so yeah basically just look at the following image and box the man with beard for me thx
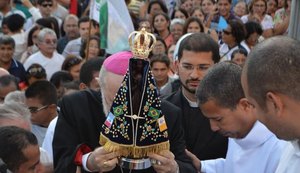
[165,33,228,160]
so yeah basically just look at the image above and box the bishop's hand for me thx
[148,150,179,173]
[87,147,119,173]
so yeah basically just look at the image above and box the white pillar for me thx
[288,0,300,41]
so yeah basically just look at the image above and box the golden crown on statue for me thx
[128,27,156,59]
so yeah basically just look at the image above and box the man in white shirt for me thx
[186,61,286,173]
[242,36,300,173]
[24,28,64,80]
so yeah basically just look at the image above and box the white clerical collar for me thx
[182,90,198,108]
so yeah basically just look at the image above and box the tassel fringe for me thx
[99,134,170,158]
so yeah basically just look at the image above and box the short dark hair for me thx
[244,36,300,109]
[78,16,98,28]
[25,80,57,105]
[228,19,246,44]
[183,17,205,33]
[50,71,73,88]
[79,57,104,86]
[0,35,15,48]
[147,0,168,14]
[245,21,263,40]
[0,126,38,172]
[0,75,19,90]
[178,33,220,63]
[231,48,248,60]
[150,54,170,67]
[61,55,82,72]
[6,14,25,32]
[197,62,244,109]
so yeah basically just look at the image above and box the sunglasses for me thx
[27,66,46,78]
[222,29,232,35]
[41,3,53,7]
[28,105,48,113]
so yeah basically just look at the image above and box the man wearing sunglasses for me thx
[37,0,62,27]
[25,80,58,147]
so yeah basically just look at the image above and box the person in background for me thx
[171,8,189,21]
[57,14,79,54]
[241,0,273,38]
[24,28,65,80]
[151,36,168,56]
[79,57,105,91]
[50,71,73,100]
[267,0,278,18]
[273,0,290,36]
[234,0,248,18]
[180,0,193,15]
[170,18,185,45]
[21,64,47,90]
[186,62,286,173]
[219,20,246,61]
[240,21,263,53]
[20,26,41,63]
[242,36,300,173]
[61,55,82,81]
[201,0,216,23]
[63,16,99,58]
[138,18,153,33]
[207,0,238,34]
[165,33,228,161]
[36,17,61,39]
[0,101,53,173]
[152,12,173,48]
[0,75,19,103]
[5,14,27,61]
[0,0,26,32]
[25,80,58,146]
[231,48,248,67]
[183,17,204,34]
[167,44,177,78]
[150,54,175,96]
[0,126,41,173]
[190,7,218,42]
[146,0,168,23]
[0,36,26,83]
[36,0,62,27]
[79,35,103,60]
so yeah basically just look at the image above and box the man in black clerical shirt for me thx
[165,33,228,160]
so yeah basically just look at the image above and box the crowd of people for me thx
[0,0,299,173]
